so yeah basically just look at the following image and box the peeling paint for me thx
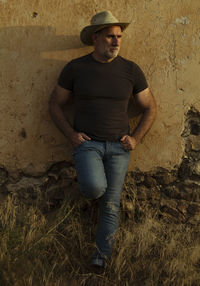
[32,12,38,18]
[175,16,190,25]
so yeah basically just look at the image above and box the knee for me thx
[80,183,106,199]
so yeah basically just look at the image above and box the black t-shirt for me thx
[58,53,148,141]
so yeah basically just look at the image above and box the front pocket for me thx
[72,140,88,155]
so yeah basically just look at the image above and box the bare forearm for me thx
[49,103,75,138]
[132,106,157,143]
[121,88,156,150]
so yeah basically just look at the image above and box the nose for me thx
[112,36,120,46]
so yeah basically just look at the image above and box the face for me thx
[93,26,122,61]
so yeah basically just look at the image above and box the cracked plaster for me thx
[0,0,199,175]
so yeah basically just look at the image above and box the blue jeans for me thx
[73,140,130,260]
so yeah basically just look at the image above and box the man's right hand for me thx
[49,86,91,148]
[70,131,91,148]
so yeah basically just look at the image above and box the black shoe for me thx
[90,264,105,275]
[90,256,106,274]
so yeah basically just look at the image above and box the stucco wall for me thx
[0,0,199,175]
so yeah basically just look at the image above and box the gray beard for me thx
[104,49,119,60]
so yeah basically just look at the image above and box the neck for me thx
[92,51,116,63]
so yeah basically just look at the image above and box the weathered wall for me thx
[0,0,199,175]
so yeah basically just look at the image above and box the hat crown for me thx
[80,10,130,45]
[90,11,119,25]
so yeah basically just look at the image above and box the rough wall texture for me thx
[0,0,200,175]
[1,108,200,224]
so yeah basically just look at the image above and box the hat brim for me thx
[80,22,129,46]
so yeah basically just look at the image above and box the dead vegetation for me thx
[0,190,199,286]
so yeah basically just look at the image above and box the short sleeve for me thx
[132,63,148,94]
[58,61,74,91]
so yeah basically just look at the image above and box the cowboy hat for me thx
[80,10,130,46]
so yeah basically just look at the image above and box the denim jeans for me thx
[73,140,130,261]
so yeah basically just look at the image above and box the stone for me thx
[187,203,200,215]
[184,179,200,187]
[6,177,47,201]
[189,151,200,162]
[144,175,157,187]
[189,120,200,136]
[146,187,161,201]
[177,200,188,216]
[132,172,145,185]
[60,167,77,180]
[0,167,8,186]
[48,172,59,181]
[136,185,148,200]
[160,198,186,222]
[187,135,200,151]
[181,180,200,202]
[190,162,200,176]
[162,185,180,199]
[154,171,177,185]
[178,158,191,179]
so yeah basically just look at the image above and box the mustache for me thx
[110,47,120,51]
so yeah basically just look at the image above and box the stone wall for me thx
[0,107,199,224]
[0,0,199,175]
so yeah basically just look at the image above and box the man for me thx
[49,11,157,271]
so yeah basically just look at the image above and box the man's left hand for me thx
[120,135,138,151]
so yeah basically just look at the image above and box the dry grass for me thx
[0,194,199,286]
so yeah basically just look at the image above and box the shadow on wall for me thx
[0,25,142,155]
[0,25,83,90]
[0,26,84,142]
[0,25,83,52]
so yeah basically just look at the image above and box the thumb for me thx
[120,135,127,142]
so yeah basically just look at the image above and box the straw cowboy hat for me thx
[80,10,130,46]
